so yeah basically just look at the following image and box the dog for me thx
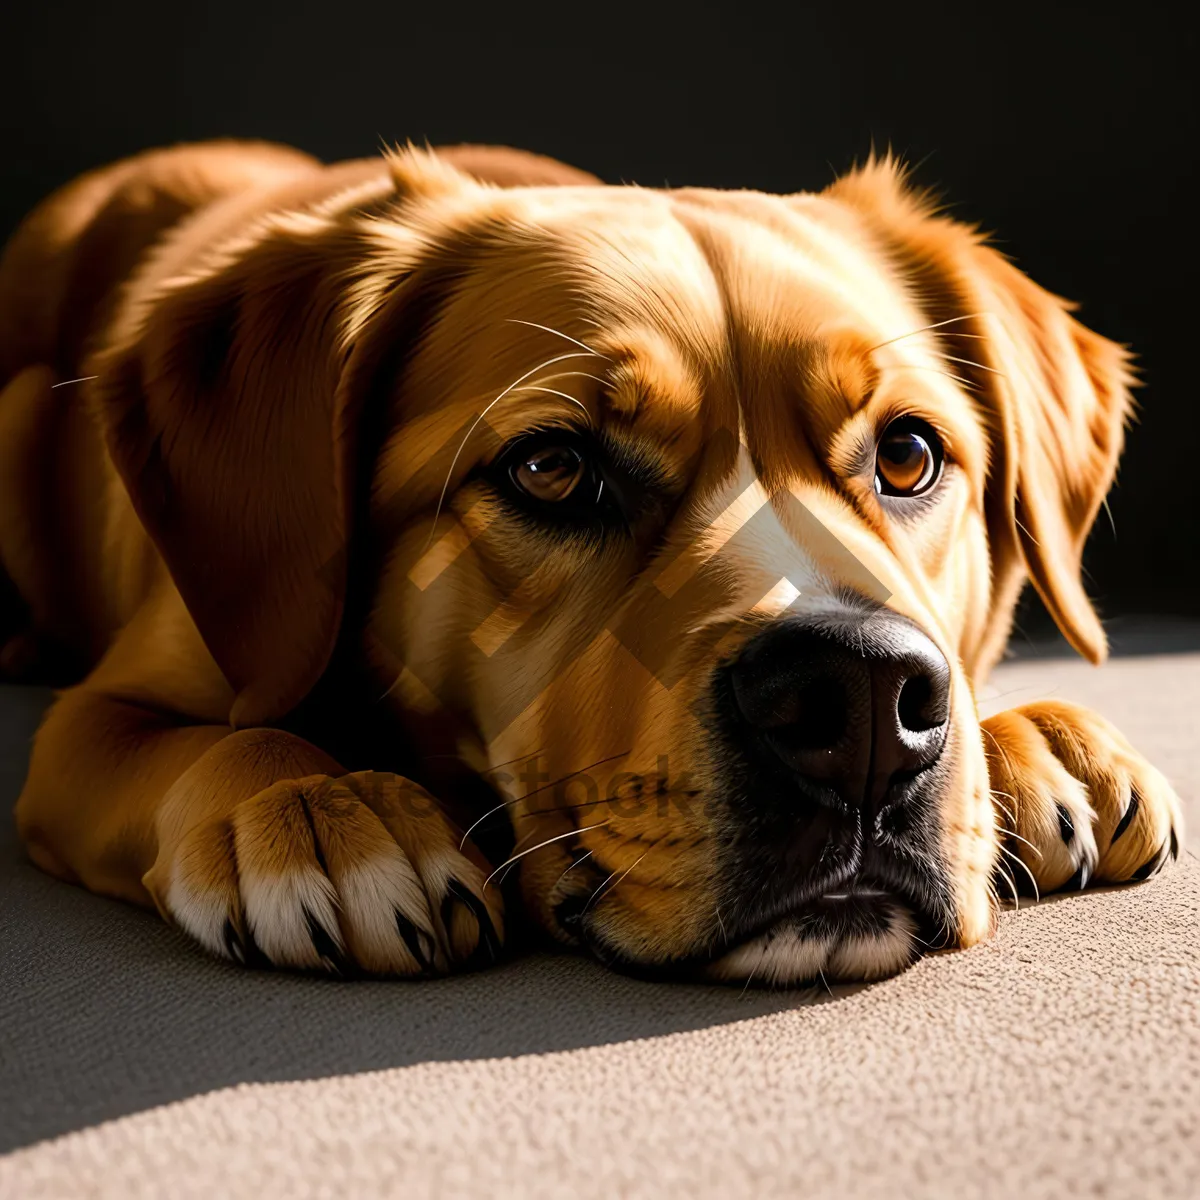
[0,139,1183,984]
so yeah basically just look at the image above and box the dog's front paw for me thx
[145,772,503,976]
[982,700,1183,897]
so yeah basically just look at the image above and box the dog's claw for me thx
[1056,804,1075,845]
[1062,863,1089,892]
[443,878,503,968]
[1131,842,1168,881]
[304,906,349,976]
[393,910,436,973]
[1111,788,1140,844]
[222,917,246,965]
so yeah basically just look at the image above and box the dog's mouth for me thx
[563,870,949,987]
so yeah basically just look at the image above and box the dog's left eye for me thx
[492,431,607,517]
[875,418,944,497]
[511,444,588,502]
[488,430,659,536]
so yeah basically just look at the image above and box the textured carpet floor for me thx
[2,642,1198,1198]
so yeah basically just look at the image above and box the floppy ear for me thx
[89,151,481,727]
[828,160,1133,665]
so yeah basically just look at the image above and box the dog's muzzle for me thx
[565,607,960,984]
[701,607,958,980]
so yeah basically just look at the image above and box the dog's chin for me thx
[576,889,932,987]
[705,892,921,986]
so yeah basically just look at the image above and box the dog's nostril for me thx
[895,655,951,734]
[897,674,933,731]
[731,656,849,735]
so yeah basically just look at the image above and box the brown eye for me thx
[875,419,943,497]
[512,444,587,502]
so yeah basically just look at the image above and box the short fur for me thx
[0,140,1182,982]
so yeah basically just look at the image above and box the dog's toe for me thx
[151,772,504,976]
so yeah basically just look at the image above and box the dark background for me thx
[4,3,1197,622]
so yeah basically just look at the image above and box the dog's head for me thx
[97,147,1131,983]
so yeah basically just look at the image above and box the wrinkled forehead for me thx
[387,188,726,472]
[389,184,935,495]
[671,188,921,347]
[541,187,929,450]
[666,190,934,461]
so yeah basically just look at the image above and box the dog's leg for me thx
[16,688,503,975]
[981,700,1184,897]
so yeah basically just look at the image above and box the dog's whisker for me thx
[940,352,1004,377]
[925,907,956,951]
[483,821,610,890]
[50,375,99,389]
[457,797,520,850]
[1013,516,1040,547]
[505,318,612,359]
[996,863,1020,911]
[521,369,612,389]
[1002,827,1043,858]
[715,904,729,945]
[990,795,1017,828]
[514,750,633,805]
[521,786,702,819]
[877,363,977,390]
[553,849,593,891]
[458,750,631,849]
[988,789,1041,857]
[1102,496,1117,541]
[868,312,993,352]
[422,746,546,771]
[988,788,1017,828]
[981,727,1019,796]
[739,938,772,997]
[582,846,654,915]
[1000,844,1041,901]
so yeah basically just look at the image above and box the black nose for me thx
[728,611,951,812]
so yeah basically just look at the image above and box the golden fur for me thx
[0,140,1182,982]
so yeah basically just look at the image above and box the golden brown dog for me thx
[0,140,1183,983]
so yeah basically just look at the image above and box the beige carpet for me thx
[2,645,1198,1198]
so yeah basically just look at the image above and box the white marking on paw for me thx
[240,866,342,968]
[335,849,434,971]
[165,868,232,961]
[1063,792,1100,883]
